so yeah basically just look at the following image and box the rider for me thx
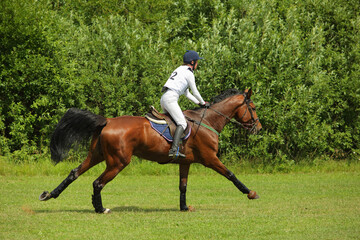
[160,50,210,159]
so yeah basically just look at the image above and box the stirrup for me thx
[168,147,185,159]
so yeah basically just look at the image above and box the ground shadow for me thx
[111,206,178,213]
[34,205,179,214]
[34,209,95,214]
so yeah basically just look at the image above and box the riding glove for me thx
[199,102,210,108]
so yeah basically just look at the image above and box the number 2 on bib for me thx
[170,71,177,80]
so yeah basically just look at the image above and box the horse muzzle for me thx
[248,119,262,135]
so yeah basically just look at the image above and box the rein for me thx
[186,114,219,136]
[208,106,244,127]
[210,104,259,132]
[209,96,259,128]
[195,105,209,135]
[187,96,259,135]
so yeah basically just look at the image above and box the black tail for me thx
[50,108,107,163]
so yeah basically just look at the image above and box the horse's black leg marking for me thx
[50,167,80,199]
[227,170,250,194]
[180,184,188,211]
[92,179,106,213]
[179,164,190,211]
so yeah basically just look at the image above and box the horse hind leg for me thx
[92,169,119,214]
[39,138,104,201]
[92,151,131,214]
[39,166,80,201]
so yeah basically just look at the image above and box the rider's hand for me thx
[199,102,210,108]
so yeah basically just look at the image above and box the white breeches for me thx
[160,90,187,130]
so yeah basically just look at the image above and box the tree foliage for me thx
[1,0,359,164]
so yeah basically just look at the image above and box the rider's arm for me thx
[187,74,205,105]
[184,89,200,104]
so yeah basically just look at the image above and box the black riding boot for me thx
[169,126,186,159]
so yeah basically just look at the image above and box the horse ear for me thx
[246,88,252,99]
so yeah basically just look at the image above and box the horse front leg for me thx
[227,170,259,199]
[179,163,191,211]
[205,158,259,199]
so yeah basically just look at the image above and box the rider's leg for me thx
[160,91,187,158]
[169,125,186,158]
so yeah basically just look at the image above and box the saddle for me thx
[145,106,191,141]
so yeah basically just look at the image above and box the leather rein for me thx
[187,95,259,135]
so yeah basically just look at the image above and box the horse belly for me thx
[133,121,172,162]
[106,116,170,161]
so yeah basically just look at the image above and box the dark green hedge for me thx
[1,0,359,164]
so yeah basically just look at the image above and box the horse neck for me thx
[204,95,244,133]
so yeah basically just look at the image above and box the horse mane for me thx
[189,88,243,112]
[212,88,243,104]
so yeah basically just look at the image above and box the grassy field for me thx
[1,159,359,240]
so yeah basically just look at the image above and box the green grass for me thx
[1,155,360,176]
[1,165,359,239]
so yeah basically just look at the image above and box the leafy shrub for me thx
[0,0,359,165]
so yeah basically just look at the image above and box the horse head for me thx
[233,89,262,134]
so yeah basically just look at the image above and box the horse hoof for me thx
[180,205,189,211]
[247,191,260,200]
[188,205,196,212]
[39,191,52,201]
[96,208,111,214]
[181,205,195,212]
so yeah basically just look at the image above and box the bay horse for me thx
[39,88,262,213]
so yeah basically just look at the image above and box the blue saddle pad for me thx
[149,121,191,142]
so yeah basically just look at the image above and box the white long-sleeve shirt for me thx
[163,65,205,105]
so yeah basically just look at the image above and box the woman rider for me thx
[160,50,209,159]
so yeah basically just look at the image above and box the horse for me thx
[39,88,262,213]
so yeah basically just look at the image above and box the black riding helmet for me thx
[183,50,203,68]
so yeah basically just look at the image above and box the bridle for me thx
[206,95,259,133]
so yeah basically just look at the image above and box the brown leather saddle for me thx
[145,106,191,162]
[145,106,191,139]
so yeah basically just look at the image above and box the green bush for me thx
[0,0,359,165]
